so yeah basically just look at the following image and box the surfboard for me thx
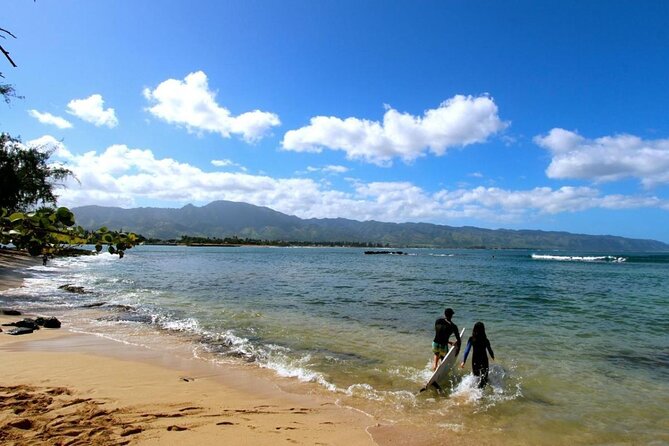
[421,327,466,392]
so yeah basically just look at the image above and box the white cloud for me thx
[34,136,667,225]
[26,135,73,158]
[306,165,349,174]
[66,94,118,128]
[282,95,508,166]
[143,71,280,143]
[211,159,247,171]
[28,110,73,129]
[535,128,669,187]
[323,165,349,173]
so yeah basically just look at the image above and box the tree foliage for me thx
[0,134,138,257]
[0,207,138,257]
[0,23,137,258]
[0,133,74,212]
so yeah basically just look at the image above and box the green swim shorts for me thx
[432,341,448,356]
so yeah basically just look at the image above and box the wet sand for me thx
[0,249,40,292]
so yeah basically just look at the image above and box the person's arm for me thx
[486,339,495,360]
[454,324,461,345]
[459,339,472,367]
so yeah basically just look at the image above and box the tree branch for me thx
[0,45,17,68]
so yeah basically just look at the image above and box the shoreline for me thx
[0,318,382,445]
[0,249,440,445]
[0,249,40,292]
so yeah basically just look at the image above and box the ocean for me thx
[2,246,668,445]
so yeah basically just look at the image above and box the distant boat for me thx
[364,250,407,255]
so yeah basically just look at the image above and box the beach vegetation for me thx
[0,133,73,212]
[0,206,138,257]
[0,135,138,257]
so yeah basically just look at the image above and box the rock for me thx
[99,312,153,324]
[1,309,22,316]
[105,304,134,311]
[6,327,34,335]
[58,284,86,294]
[2,318,40,330]
[35,316,61,329]
[81,301,107,308]
[43,317,61,329]
[8,419,33,429]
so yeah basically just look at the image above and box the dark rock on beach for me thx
[2,318,40,330]
[6,327,34,336]
[58,284,86,294]
[35,316,62,329]
[1,309,22,316]
[105,304,134,312]
[81,301,107,308]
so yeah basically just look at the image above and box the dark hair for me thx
[444,308,454,317]
[472,321,487,342]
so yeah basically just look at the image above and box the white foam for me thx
[531,254,626,263]
[158,317,201,332]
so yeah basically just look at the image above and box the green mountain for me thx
[72,200,669,251]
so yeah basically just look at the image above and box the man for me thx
[432,307,461,371]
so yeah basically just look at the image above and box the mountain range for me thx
[71,200,669,252]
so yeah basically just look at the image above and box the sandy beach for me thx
[0,251,392,446]
[0,250,41,292]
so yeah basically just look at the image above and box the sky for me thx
[2,1,669,242]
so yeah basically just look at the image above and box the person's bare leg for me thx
[433,354,440,371]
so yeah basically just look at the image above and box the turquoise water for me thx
[3,246,668,444]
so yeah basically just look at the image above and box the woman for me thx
[460,321,495,388]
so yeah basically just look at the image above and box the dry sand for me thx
[0,250,398,446]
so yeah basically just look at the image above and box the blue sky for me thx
[3,1,669,242]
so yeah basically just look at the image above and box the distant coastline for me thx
[72,201,669,252]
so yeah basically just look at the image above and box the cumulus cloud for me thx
[535,128,669,187]
[26,135,73,158]
[282,95,508,166]
[143,71,280,142]
[32,136,667,224]
[66,94,118,128]
[28,110,73,129]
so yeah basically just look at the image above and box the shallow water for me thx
[2,246,668,444]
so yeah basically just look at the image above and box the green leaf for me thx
[56,207,76,226]
[8,212,25,222]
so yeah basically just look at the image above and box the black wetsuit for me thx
[433,317,460,354]
[462,336,495,388]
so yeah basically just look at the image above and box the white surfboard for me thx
[421,327,466,391]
